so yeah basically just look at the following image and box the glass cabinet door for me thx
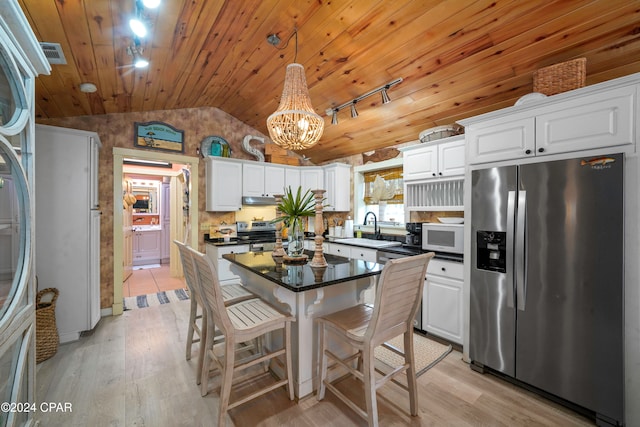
[0,143,27,319]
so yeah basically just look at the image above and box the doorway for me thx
[112,147,199,315]
[123,163,187,298]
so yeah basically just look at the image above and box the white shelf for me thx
[404,178,464,210]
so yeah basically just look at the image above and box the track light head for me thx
[129,18,148,37]
[331,109,338,125]
[350,101,358,118]
[381,86,391,104]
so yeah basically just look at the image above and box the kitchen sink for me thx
[338,238,402,249]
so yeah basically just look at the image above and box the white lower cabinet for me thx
[206,243,250,284]
[304,239,328,252]
[133,229,161,265]
[348,246,377,262]
[423,259,464,344]
[326,242,377,262]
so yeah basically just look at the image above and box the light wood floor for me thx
[123,264,186,297]
[35,299,595,426]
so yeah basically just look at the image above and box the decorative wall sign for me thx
[134,121,184,153]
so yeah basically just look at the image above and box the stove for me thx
[236,220,276,243]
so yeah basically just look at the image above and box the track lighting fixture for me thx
[331,109,339,125]
[381,85,391,104]
[127,39,149,69]
[350,101,358,118]
[142,0,161,8]
[127,0,160,67]
[129,17,147,38]
[327,78,402,124]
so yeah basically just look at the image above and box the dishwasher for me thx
[376,250,425,332]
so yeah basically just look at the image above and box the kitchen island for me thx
[224,249,382,398]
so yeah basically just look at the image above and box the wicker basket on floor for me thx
[533,58,586,96]
[36,287,59,363]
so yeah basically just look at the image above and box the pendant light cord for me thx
[270,28,299,63]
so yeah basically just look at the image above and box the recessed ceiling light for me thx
[79,82,97,93]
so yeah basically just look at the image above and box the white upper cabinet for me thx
[323,163,351,211]
[536,86,635,155]
[300,167,324,193]
[242,163,286,197]
[402,136,465,181]
[206,157,243,211]
[284,167,300,194]
[403,143,437,181]
[264,164,286,196]
[463,80,637,165]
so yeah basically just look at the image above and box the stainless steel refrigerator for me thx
[470,154,623,425]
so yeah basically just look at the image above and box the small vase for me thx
[287,218,305,258]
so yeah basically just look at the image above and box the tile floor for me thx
[123,264,186,297]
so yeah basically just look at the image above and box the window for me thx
[354,158,404,228]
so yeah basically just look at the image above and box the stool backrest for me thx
[188,246,232,335]
[174,240,201,303]
[366,253,434,343]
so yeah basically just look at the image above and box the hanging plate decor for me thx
[200,135,231,158]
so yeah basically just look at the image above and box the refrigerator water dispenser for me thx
[476,231,506,273]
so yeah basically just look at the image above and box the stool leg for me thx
[405,331,418,416]
[316,323,327,401]
[285,321,294,400]
[186,297,198,360]
[196,311,207,385]
[218,338,236,427]
[200,314,214,396]
[363,345,379,427]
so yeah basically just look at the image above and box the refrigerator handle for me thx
[506,191,516,309]
[516,190,527,311]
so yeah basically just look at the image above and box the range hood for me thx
[242,196,277,206]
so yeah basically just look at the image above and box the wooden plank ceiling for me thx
[18,0,640,163]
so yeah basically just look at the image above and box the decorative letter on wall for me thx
[134,121,185,153]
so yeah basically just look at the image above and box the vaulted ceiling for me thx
[19,0,640,163]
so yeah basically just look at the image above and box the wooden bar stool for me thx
[316,252,434,427]
[174,240,255,385]
[189,246,295,426]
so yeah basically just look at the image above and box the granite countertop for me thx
[378,245,464,263]
[223,250,382,293]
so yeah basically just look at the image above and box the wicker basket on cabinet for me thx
[533,57,586,96]
[35,287,59,363]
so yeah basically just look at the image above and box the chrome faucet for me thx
[363,211,380,240]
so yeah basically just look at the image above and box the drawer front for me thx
[330,243,349,257]
[349,247,377,262]
[427,259,463,280]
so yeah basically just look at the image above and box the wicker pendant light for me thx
[266,31,324,150]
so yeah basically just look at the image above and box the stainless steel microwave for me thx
[422,223,464,254]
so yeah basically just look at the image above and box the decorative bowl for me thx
[437,217,464,224]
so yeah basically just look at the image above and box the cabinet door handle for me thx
[438,172,443,176]
[441,267,446,272]
[538,147,545,153]
[432,173,436,177]
[525,149,532,155]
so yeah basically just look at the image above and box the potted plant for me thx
[272,186,316,259]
